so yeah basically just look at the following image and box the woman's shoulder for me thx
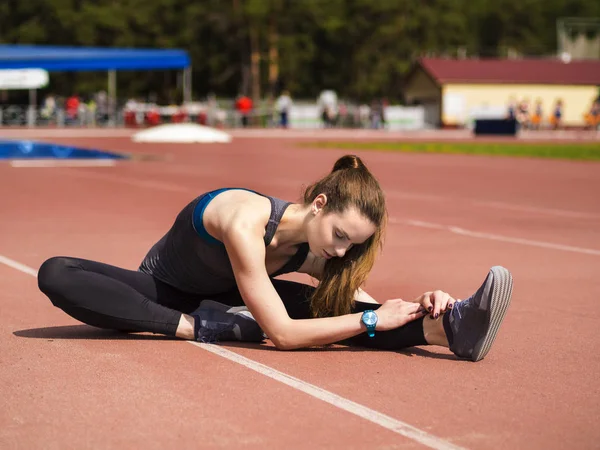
[214,188,270,212]
[203,189,272,238]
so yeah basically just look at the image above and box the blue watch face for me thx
[363,311,377,326]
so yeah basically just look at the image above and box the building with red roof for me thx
[404,58,600,128]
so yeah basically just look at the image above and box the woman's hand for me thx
[375,299,428,331]
[413,290,456,320]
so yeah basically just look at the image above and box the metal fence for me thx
[0,104,286,128]
[0,103,427,130]
[0,105,108,127]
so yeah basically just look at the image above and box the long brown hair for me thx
[303,155,387,317]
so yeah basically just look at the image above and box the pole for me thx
[183,66,192,104]
[108,70,117,126]
[28,88,37,127]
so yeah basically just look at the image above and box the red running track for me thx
[0,131,599,449]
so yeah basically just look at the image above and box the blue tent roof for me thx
[0,45,190,71]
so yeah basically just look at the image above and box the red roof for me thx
[418,58,600,85]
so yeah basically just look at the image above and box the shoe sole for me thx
[471,266,514,362]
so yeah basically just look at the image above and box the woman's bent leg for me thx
[212,279,314,319]
[37,256,198,336]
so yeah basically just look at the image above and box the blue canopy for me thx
[0,45,190,71]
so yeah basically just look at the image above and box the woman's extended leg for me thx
[267,266,513,362]
[38,256,202,336]
[168,277,451,348]
[216,279,440,351]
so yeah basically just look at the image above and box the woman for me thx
[37,155,513,361]
[551,99,563,130]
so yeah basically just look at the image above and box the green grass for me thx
[300,141,600,161]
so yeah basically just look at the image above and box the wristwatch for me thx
[361,310,378,338]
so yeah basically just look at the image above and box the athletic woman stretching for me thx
[37,155,513,361]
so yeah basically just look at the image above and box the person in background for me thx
[516,98,530,129]
[380,98,388,129]
[41,94,56,124]
[370,99,385,129]
[359,103,371,128]
[95,91,109,126]
[275,90,293,128]
[338,102,348,128]
[550,99,564,130]
[65,94,80,125]
[584,98,599,130]
[530,99,543,130]
[506,96,517,121]
[318,90,338,128]
[86,96,97,127]
[124,97,139,128]
[235,94,253,128]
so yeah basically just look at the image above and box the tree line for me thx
[1,0,598,103]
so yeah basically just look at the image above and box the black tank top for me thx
[139,189,310,294]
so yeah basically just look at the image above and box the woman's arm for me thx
[224,220,371,350]
[219,197,427,349]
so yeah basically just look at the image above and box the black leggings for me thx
[37,257,426,349]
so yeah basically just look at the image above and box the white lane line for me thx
[60,170,193,193]
[5,157,597,258]
[10,159,117,168]
[0,254,39,277]
[11,148,593,221]
[52,161,599,221]
[192,342,464,450]
[393,218,600,256]
[469,199,600,220]
[2,254,463,450]
[386,191,600,220]
[0,129,136,138]
[6,157,598,257]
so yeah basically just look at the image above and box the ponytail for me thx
[303,155,387,317]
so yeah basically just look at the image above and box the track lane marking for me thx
[0,255,39,276]
[52,166,600,221]
[392,218,600,256]
[192,341,464,450]
[386,191,600,220]
[7,162,599,256]
[10,159,117,168]
[2,254,464,450]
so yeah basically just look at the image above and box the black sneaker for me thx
[191,300,265,343]
[446,266,514,362]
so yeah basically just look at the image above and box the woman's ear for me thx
[312,194,328,215]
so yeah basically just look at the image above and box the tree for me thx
[1,0,596,102]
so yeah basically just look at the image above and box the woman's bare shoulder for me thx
[203,190,271,240]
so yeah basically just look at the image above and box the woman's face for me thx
[307,194,377,260]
